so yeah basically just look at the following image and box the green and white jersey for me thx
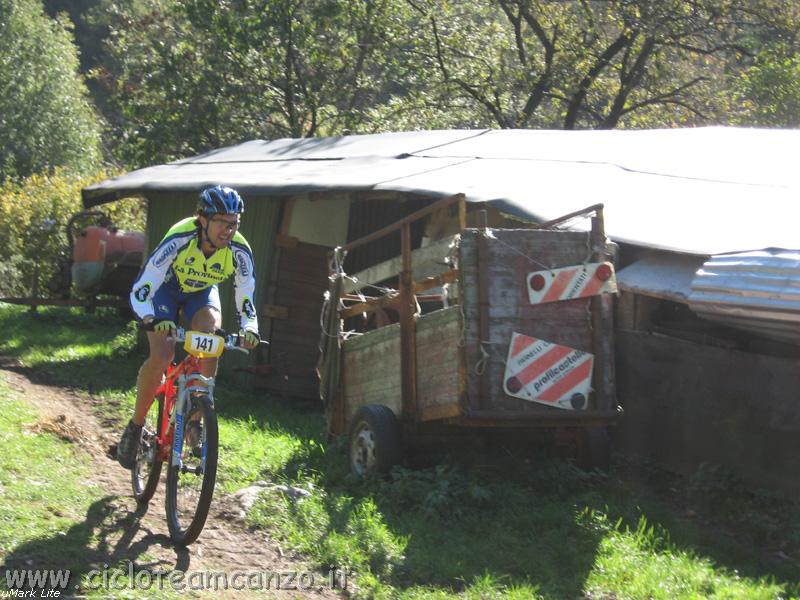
[130,218,258,332]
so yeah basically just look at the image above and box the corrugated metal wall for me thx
[144,191,281,374]
[689,249,800,345]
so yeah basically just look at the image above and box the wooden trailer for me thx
[318,195,620,474]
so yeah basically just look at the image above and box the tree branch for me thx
[496,0,527,67]
[563,29,635,129]
[598,36,656,128]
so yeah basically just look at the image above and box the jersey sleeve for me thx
[129,223,195,320]
[231,235,258,333]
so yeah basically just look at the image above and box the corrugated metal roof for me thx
[83,127,800,256]
[689,250,800,344]
[616,254,704,302]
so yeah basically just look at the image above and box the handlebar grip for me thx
[138,318,177,332]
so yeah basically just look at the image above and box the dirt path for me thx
[0,358,345,598]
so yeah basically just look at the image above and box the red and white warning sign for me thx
[527,262,616,305]
[503,332,594,410]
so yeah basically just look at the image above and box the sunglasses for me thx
[209,217,240,231]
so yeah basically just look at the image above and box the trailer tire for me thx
[348,405,401,476]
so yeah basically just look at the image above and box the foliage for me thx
[731,43,800,126]
[0,170,145,297]
[0,0,103,181]
[92,0,450,167]
[375,464,493,520]
[582,509,787,600]
[39,0,796,174]
[406,0,771,129]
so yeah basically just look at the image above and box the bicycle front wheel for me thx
[165,393,218,545]
[132,394,164,505]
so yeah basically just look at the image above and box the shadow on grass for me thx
[3,307,797,596]
[0,496,189,595]
[260,421,800,597]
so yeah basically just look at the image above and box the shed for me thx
[84,127,800,493]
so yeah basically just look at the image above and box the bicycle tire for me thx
[132,394,164,504]
[165,393,218,545]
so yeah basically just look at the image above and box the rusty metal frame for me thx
[333,193,467,422]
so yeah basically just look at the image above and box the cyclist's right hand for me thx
[153,319,177,337]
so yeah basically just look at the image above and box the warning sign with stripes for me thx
[503,332,594,410]
[527,262,617,305]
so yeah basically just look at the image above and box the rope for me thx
[473,340,506,376]
[474,343,490,375]
[482,229,550,271]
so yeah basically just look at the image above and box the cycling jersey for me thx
[130,217,258,332]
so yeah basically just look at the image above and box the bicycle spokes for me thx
[165,394,218,545]
[131,396,164,505]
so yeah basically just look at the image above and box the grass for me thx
[0,378,105,564]
[1,303,799,599]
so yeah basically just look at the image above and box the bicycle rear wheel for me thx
[165,393,218,545]
[132,394,164,504]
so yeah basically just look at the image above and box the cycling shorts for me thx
[148,276,221,325]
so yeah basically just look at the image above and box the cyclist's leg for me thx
[184,285,222,380]
[133,282,180,425]
[185,306,220,451]
[119,281,180,468]
[133,332,175,424]
[119,331,175,468]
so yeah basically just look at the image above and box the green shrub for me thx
[0,169,145,297]
[377,464,493,521]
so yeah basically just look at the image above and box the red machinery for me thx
[1,211,145,311]
[68,212,145,297]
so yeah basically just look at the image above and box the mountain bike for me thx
[131,325,249,545]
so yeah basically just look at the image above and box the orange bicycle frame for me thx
[151,354,206,462]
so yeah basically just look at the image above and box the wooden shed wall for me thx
[261,240,329,399]
[616,328,800,495]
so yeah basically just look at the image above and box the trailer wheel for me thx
[348,405,401,476]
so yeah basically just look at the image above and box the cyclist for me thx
[117,185,260,469]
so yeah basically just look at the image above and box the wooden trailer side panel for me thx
[460,229,603,415]
[341,306,464,425]
[342,324,403,422]
[415,306,464,421]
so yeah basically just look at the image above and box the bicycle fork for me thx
[170,374,215,476]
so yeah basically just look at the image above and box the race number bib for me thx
[184,331,224,358]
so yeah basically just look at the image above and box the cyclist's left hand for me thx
[241,330,260,350]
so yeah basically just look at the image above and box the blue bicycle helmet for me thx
[197,185,244,215]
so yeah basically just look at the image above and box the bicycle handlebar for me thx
[139,321,268,353]
[171,327,247,352]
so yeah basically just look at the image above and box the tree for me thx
[726,1,800,126]
[409,0,763,129]
[0,0,102,180]
[95,0,448,167]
